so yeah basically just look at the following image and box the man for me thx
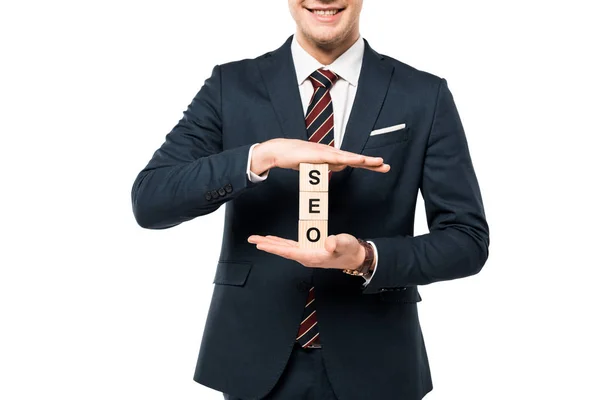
[131,0,489,399]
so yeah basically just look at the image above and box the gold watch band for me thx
[342,239,374,277]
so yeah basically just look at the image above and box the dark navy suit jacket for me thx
[131,35,489,400]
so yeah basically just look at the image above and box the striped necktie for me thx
[296,68,339,348]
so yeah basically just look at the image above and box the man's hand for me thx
[250,138,390,176]
[247,233,365,271]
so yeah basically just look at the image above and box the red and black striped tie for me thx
[296,68,339,348]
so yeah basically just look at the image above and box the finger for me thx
[254,242,326,265]
[247,235,263,244]
[255,243,299,262]
[248,235,296,247]
[329,162,390,173]
[326,152,374,166]
[355,163,391,173]
[305,144,385,168]
[313,146,380,166]
[347,156,385,167]
[327,148,382,163]
[338,155,386,169]
[264,235,299,247]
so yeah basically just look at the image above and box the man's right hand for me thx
[250,138,390,176]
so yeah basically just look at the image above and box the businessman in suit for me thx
[131,0,489,399]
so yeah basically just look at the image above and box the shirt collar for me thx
[291,34,364,87]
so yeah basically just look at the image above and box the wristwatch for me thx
[342,239,375,278]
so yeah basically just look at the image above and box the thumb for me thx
[324,235,338,253]
[326,234,355,254]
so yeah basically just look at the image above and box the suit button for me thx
[205,192,212,201]
[296,281,310,292]
[225,184,233,193]
[211,190,219,199]
[218,188,226,196]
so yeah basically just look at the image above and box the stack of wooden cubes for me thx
[298,163,329,249]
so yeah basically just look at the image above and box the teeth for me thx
[313,9,339,16]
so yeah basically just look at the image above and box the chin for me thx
[306,28,344,46]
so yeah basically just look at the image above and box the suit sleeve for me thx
[362,78,490,294]
[131,65,261,229]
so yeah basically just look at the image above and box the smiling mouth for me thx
[306,8,345,16]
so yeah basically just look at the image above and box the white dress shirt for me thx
[244,34,379,285]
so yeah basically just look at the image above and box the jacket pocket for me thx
[364,126,410,149]
[378,286,422,303]
[213,261,253,286]
[370,123,406,136]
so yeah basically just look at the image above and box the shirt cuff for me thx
[246,143,270,183]
[362,240,378,286]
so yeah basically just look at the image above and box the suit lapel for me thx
[340,40,394,153]
[336,39,394,180]
[257,35,307,141]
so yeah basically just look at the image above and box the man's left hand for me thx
[247,234,364,271]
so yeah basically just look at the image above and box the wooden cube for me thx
[299,163,329,192]
[298,220,328,249]
[299,191,328,220]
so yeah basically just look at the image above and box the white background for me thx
[1,0,599,399]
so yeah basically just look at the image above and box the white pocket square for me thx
[370,123,406,136]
